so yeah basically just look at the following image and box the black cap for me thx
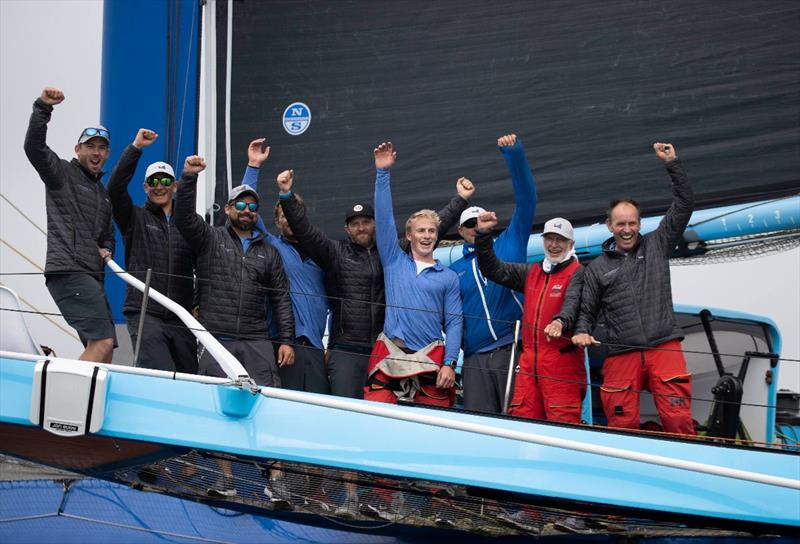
[345,203,374,223]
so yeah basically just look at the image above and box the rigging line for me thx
[57,513,233,544]
[0,192,47,236]
[224,0,233,196]
[687,194,800,228]
[0,286,80,341]
[0,238,44,271]
[175,0,198,158]
[0,304,787,411]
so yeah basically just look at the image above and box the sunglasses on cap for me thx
[146,176,175,187]
[461,218,478,229]
[234,201,259,213]
[81,127,110,140]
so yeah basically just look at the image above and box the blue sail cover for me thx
[213,0,799,238]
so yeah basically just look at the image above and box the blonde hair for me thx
[405,209,441,233]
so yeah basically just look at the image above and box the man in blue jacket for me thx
[450,134,537,414]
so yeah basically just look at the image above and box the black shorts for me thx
[45,273,117,347]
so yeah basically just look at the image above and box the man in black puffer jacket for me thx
[572,142,695,436]
[107,128,196,373]
[280,173,474,399]
[24,87,116,363]
[174,155,294,386]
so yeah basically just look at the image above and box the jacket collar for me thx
[462,242,476,258]
[70,158,105,183]
[542,255,576,273]
[601,234,642,257]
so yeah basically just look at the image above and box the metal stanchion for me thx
[502,320,521,414]
[133,268,152,365]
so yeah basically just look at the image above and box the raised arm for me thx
[651,143,694,257]
[107,129,158,233]
[277,169,339,268]
[174,156,211,253]
[474,211,531,292]
[437,177,474,235]
[23,87,68,189]
[496,134,538,254]
[373,142,402,267]
[240,137,271,234]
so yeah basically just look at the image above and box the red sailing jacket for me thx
[520,259,584,379]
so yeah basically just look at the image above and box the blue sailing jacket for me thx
[449,140,537,356]
[242,167,329,349]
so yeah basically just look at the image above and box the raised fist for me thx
[276,169,294,193]
[456,177,475,200]
[40,87,65,106]
[497,134,517,148]
[247,137,270,167]
[183,155,206,175]
[373,142,396,170]
[653,142,677,162]
[476,211,498,231]
[133,128,158,149]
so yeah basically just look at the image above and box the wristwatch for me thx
[445,360,458,369]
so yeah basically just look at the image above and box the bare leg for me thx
[79,338,114,363]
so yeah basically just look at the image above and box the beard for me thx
[230,214,255,231]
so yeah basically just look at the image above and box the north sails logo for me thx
[49,421,79,433]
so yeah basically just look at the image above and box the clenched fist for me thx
[40,87,65,106]
[133,129,158,149]
[276,169,294,193]
[183,155,206,175]
[456,177,475,200]
[653,142,677,162]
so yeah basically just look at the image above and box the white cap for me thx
[541,217,574,240]
[144,161,175,180]
[459,206,486,226]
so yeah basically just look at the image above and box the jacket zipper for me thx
[532,273,551,384]
[165,215,172,319]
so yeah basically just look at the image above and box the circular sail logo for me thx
[282,102,311,136]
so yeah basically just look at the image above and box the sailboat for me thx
[1,0,799,541]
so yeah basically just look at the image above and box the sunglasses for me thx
[461,218,478,229]
[81,127,110,140]
[146,177,175,187]
[234,201,259,213]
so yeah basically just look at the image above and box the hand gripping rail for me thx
[105,258,255,390]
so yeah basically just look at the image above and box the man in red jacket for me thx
[475,214,586,423]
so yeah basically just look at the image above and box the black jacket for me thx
[107,144,195,318]
[281,193,468,348]
[574,159,694,354]
[24,98,114,279]
[175,172,294,343]
[475,230,585,332]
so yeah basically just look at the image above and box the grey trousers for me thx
[461,344,517,414]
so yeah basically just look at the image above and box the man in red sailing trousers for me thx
[572,143,696,436]
[476,214,586,423]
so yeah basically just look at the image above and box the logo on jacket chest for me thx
[549,283,564,297]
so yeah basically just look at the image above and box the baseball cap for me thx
[345,203,374,223]
[144,161,175,180]
[77,125,110,145]
[228,185,259,203]
[459,206,486,226]
[541,217,574,240]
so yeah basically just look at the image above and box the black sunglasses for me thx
[146,177,175,187]
[234,201,259,212]
[461,218,478,229]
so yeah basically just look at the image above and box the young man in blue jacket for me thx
[450,134,537,414]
